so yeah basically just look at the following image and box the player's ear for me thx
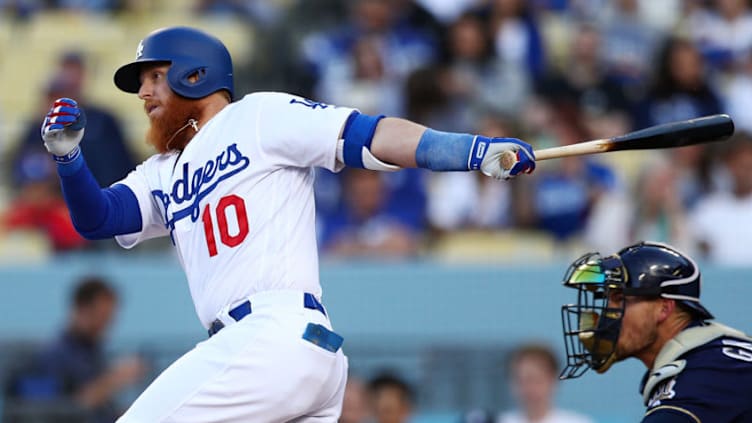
[657,298,676,323]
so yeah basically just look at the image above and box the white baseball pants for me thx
[117,291,348,422]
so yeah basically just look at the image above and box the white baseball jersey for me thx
[115,92,355,327]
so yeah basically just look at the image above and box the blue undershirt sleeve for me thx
[57,154,142,240]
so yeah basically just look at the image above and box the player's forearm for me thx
[369,117,479,170]
[369,117,424,168]
[56,154,142,239]
[340,112,534,179]
[365,116,534,179]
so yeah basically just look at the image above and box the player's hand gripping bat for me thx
[500,114,735,170]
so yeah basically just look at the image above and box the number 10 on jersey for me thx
[201,195,249,257]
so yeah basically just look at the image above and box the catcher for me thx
[559,241,752,422]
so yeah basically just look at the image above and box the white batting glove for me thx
[473,137,536,180]
[41,97,87,162]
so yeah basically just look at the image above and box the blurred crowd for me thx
[338,343,594,423]
[0,275,592,422]
[2,0,752,265]
[3,276,147,422]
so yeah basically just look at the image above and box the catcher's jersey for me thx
[115,92,354,327]
[641,326,752,422]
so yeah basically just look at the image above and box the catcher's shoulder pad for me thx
[642,322,752,405]
[642,359,686,407]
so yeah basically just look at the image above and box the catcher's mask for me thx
[559,241,713,380]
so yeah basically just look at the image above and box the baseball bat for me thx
[500,114,735,170]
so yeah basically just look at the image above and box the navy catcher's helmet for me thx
[114,26,234,100]
[559,241,713,379]
[617,241,713,320]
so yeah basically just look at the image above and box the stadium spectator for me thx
[10,74,74,191]
[488,0,546,82]
[402,66,450,130]
[635,0,683,32]
[498,343,593,423]
[515,105,624,245]
[1,148,86,251]
[7,61,136,252]
[382,167,428,237]
[689,132,752,265]
[686,0,752,71]
[427,115,515,231]
[195,0,285,26]
[321,168,420,258]
[462,408,494,423]
[723,48,752,134]
[442,11,529,121]
[631,153,693,252]
[369,372,415,423]
[412,0,478,24]
[340,374,375,423]
[0,0,122,13]
[536,23,632,137]
[58,51,138,186]
[7,277,146,423]
[301,0,436,97]
[597,0,664,89]
[11,52,137,190]
[0,0,41,20]
[630,132,717,251]
[635,37,723,128]
[315,34,404,117]
[4,74,89,253]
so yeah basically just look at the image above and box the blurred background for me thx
[0,0,751,422]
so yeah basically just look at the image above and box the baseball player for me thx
[559,241,752,422]
[40,27,535,422]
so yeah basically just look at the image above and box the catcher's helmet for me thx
[559,241,713,379]
[114,26,234,100]
[617,241,713,320]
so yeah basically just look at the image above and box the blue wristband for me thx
[416,129,490,171]
[468,136,488,171]
[54,146,84,176]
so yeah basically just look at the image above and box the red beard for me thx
[145,94,202,154]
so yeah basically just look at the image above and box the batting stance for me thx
[40,27,535,422]
[560,241,752,422]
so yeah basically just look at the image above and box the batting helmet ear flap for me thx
[166,59,222,99]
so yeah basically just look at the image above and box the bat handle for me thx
[500,150,517,171]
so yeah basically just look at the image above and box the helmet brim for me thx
[114,59,171,94]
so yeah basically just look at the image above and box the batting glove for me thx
[477,138,536,180]
[41,97,87,163]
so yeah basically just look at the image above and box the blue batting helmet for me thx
[114,26,234,100]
